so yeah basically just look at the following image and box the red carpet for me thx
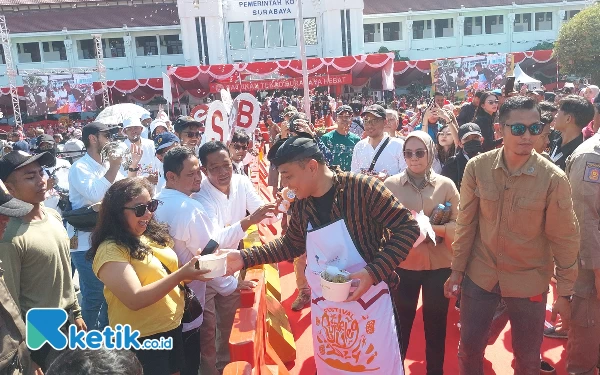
[277,260,568,375]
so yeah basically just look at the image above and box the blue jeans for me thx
[71,251,108,331]
[458,276,547,375]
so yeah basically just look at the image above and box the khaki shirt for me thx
[565,133,600,298]
[385,172,460,271]
[452,148,579,298]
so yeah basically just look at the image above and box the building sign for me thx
[209,74,352,93]
[237,0,295,16]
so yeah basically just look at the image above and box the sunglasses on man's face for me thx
[123,199,162,217]
[232,144,248,151]
[504,122,545,137]
[185,131,202,139]
[403,149,427,159]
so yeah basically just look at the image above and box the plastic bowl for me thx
[196,252,228,278]
[320,272,352,302]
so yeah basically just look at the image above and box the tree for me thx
[378,46,390,53]
[554,3,600,84]
[530,41,554,51]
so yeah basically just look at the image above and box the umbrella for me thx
[95,103,150,125]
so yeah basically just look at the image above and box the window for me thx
[0,45,5,64]
[363,23,380,43]
[303,18,317,45]
[464,16,483,35]
[160,35,183,55]
[535,12,552,31]
[434,18,454,38]
[383,22,401,41]
[282,19,296,47]
[135,36,158,56]
[77,39,95,59]
[266,20,280,48]
[228,22,246,50]
[42,41,67,61]
[106,38,125,58]
[514,13,532,32]
[563,10,580,21]
[485,15,503,34]
[17,42,41,63]
[413,20,432,39]
[249,21,265,48]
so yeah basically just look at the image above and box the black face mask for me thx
[37,146,56,158]
[463,139,483,157]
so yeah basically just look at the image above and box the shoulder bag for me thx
[367,137,391,173]
[158,258,203,324]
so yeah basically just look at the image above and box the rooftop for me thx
[363,0,580,14]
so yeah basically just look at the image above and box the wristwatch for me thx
[128,166,140,172]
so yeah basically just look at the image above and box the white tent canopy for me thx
[514,64,542,90]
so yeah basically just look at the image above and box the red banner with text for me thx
[209,74,352,93]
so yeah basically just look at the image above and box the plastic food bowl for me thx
[196,252,228,278]
[320,271,352,302]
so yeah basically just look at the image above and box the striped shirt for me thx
[241,169,420,287]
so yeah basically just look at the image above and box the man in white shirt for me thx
[194,141,277,375]
[152,132,180,197]
[122,117,159,186]
[351,104,407,179]
[140,112,152,139]
[67,122,141,330]
[228,130,251,176]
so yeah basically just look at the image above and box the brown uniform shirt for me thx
[452,148,579,298]
[384,172,460,271]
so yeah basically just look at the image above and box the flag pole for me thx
[297,0,311,119]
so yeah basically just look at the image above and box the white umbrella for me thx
[95,103,150,125]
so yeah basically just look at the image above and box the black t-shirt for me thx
[313,185,336,225]
[441,151,469,191]
[549,132,583,170]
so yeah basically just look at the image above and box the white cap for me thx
[140,113,151,121]
[150,119,168,135]
[123,117,144,129]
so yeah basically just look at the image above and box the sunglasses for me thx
[486,100,499,104]
[232,144,248,151]
[504,122,545,136]
[185,131,202,139]
[404,150,427,159]
[123,199,162,217]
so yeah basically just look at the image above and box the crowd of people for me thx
[0,82,599,375]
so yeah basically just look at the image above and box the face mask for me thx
[463,139,483,157]
[38,146,56,158]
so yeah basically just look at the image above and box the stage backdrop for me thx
[23,73,96,116]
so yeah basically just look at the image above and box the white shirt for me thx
[152,157,166,197]
[351,135,407,177]
[153,188,218,332]
[123,138,157,177]
[67,153,125,252]
[142,126,149,139]
[43,157,71,214]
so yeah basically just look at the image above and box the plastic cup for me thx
[320,272,352,302]
[196,252,228,278]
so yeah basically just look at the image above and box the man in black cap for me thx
[320,105,361,172]
[174,116,203,152]
[225,135,420,375]
[0,180,33,375]
[457,91,483,126]
[37,134,71,213]
[441,123,484,190]
[0,151,84,372]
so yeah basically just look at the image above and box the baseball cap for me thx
[154,132,180,152]
[123,117,144,129]
[62,138,85,158]
[361,104,386,118]
[0,179,33,217]
[37,134,55,145]
[0,150,55,181]
[82,122,117,142]
[12,140,29,153]
[140,113,151,121]
[336,105,353,115]
[458,123,483,141]
[173,116,202,133]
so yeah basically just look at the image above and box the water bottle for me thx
[430,204,446,225]
[441,202,452,224]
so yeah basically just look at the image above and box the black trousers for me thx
[181,327,201,375]
[394,268,451,375]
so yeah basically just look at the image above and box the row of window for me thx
[14,35,183,63]
[364,9,580,43]
[228,18,318,51]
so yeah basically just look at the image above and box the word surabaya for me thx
[238,0,294,16]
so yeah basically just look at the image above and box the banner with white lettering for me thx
[229,93,260,137]
[235,0,297,18]
[204,100,230,144]
[190,104,210,123]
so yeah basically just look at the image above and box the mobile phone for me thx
[504,76,516,96]
[202,239,219,255]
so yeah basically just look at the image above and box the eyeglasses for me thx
[364,118,383,125]
[232,144,248,151]
[504,122,545,136]
[486,100,499,105]
[404,150,427,159]
[123,199,162,217]
[185,131,202,139]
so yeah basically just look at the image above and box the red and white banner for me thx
[204,100,230,144]
[190,104,210,123]
[209,74,352,93]
[229,93,260,137]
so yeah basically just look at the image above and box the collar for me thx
[367,134,390,150]
[201,176,236,199]
[399,170,437,187]
[82,152,105,169]
[492,148,539,177]
[161,187,193,200]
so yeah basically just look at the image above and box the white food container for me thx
[197,252,228,278]
[320,271,352,302]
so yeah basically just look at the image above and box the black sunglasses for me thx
[123,199,162,217]
[404,150,427,159]
[504,122,545,136]
[185,131,202,139]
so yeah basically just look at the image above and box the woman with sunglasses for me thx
[384,131,460,375]
[473,91,503,152]
[88,178,209,375]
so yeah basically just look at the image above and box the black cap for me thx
[267,136,321,167]
[361,104,386,118]
[0,180,33,217]
[336,105,353,115]
[173,116,202,133]
[82,122,117,142]
[458,123,483,141]
[37,134,55,145]
[0,150,55,181]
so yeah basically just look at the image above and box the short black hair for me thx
[231,130,251,145]
[559,95,595,128]
[474,90,484,99]
[197,141,229,167]
[539,101,558,113]
[434,92,444,97]
[163,146,196,177]
[296,151,326,167]
[498,96,541,124]
[46,348,142,375]
[540,112,554,125]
